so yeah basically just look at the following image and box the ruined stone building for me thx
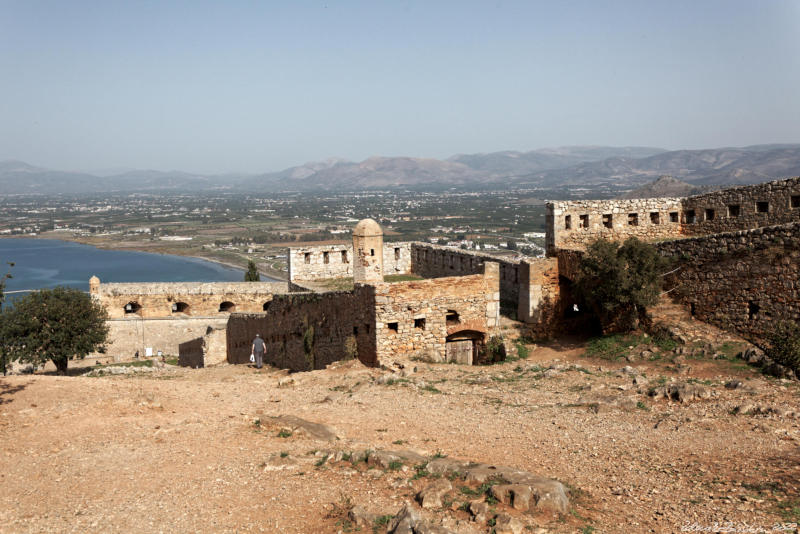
[96,176,800,370]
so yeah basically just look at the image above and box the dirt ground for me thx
[1,322,799,533]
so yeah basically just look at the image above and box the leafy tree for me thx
[244,260,260,282]
[574,237,669,333]
[0,287,108,374]
[506,239,517,251]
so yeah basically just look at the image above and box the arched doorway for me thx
[445,329,485,365]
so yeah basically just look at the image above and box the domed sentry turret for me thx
[352,218,383,283]
[89,275,100,294]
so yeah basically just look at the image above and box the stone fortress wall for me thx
[657,221,800,343]
[373,263,500,364]
[226,286,378,372]
[546,177,800,254]
[93,281,289,319]
[288,243,412,281]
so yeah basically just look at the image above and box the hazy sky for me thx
[1,0,799,174]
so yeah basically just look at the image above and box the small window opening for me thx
[579,214,589,229]
[394,247,400,260]
[728,204,740,217]
[124,301,142,315]
[564,215,572,230]
[628,213,638,226]
[304,252,311,264]
[446,310,460,325]
[748,301,760,320]
[650,212,660,224]
[172,301,190,314]
[414,318,426,330]
[219,301,236,313]
[602,214,612,229]
[341,250,349,263]
[756,201,769,213]
[387,322,398,333]
[370,249,375,256]
[262,302,271,312]
[685,210,696,224]
[690,302,696,317]
[365,323,371,334]
[353,326,359,335]
[669,212,679,223]
[705,208,715,221]
[323,251,329,264]
[791,195,800,208]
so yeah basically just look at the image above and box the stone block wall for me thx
[517,258,563,336]
[288,243,412,281]
[545,198,685,255]
[178,338,204,368]
[226,286,378,372]
[410,243,521,311]
[94,281,289,319]
[178,327,227,368]
[104,317,228,360]
[373,263,500,362]
[657,221,800,343]
[681,177,800,236]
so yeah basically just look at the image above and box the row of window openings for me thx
[386,311,460,334]
[302,247,403,264]
[565,197,800,229]
[123,301,271,315]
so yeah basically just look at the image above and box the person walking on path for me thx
[251,333,265,369]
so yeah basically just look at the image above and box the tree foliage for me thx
[0,261,13,375]
[766,321,800,376]
[574,238,669,333]
[244,260,260,282]
[0,287,109,374]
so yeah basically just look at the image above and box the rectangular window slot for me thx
[748,301,760,320]
[685,210,696,224]
[387,322,398,333]
[564,215,572,230]
[705,208,715,221]
[579,214,589,229]
[394,247,400,260]
[727,204,740,217]
[791,195,800,209]
[414,318,425,330]
[669,212,679,223]
[341,250,348,263]
[628,213,638,226]
[304,252,311,264]
[756,201,769,213]
[650,212,660,224]
[602,214,612,229]
[323,251,329,264]
[353,326,359,335]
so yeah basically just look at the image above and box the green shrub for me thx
[766,321,800,375]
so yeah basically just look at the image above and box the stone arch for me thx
[124,301,142,316]
[219,301,236,313]
[263,301,272,312]
[445,329,485,365]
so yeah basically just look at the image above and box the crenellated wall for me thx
[93,281,289,319]
[226,286,378,371]
[545,198,684,255]
[546,177,800,254]
[288,242,412,281]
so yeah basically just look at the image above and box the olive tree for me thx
[0,286,108,374]
[0,261,13,375]
[574,237,669,333]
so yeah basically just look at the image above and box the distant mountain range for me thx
[2,144,799,194]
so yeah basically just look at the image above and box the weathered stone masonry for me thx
[288,243,412,282]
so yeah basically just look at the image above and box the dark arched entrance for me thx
[445,329,485,365]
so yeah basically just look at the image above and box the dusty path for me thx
[1,335,799,533]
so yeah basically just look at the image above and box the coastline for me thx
[2,234,288,282]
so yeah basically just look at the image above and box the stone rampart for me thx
[545,198,684,255]
[657,222,800,343]
[178,327,227,368]
[93,281,289,319]
[410,243,521,311]
[226,286,378,371]
[681,177,800,236]
[373,263,500,363]
[104,316,228,360]
[288,243,412,281]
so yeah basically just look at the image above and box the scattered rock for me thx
[468,500,489,524]
[367,450,426,470]
[416,478,453,509]
[724,380,743,390]
[648,382,710,403]
[269,415,338,440]
[493,513,525,534]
